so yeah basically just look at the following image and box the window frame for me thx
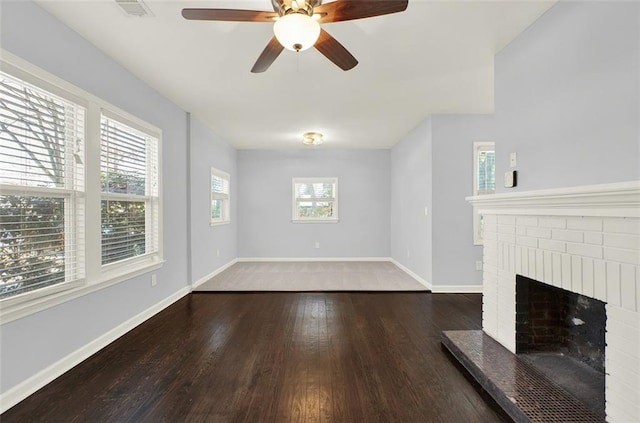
[0,50,163,324]
[472,141,495,245]
[291,177,339,223]
[210,167,230,226]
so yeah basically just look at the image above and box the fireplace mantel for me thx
[467,180,640,422]
[466,181,640,217]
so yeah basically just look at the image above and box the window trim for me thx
[291,177,339,223]
[210,167,231,226]
[0,49,163,324]
[472,141,495,245]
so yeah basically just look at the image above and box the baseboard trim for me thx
[0,286,190,414]
[389,259,433,290]
[431,285,483,294]
[237,257,391,262]
[192,258,238,289]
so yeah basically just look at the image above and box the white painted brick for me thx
[582,258,595,298]
[498,215,516,225]
[571,256,582,295]
[606,405,640,423]
[484,230,498,241]
[516,216,538,227]
[594,260,607,302]
[526,227,552,239]
[515,246,522,274]
[516,236,538,248]
[637,267,640,315]
[483,215,497,225]
[561,254,572,291]
[509,245,516,273]
[567,242,603,259]
[498,224,516,235]
[605,383,640,421]
[528,248,537,280]
[516,226,527,236]
[607,303,640,330]
[552,229,584,243]
[584,232,604,245]
[605,233,640,251]
[536,249,544,281]
[539,216,566,229]
[543,250,553,285]
[539,239,566,253]
[552,253,562,287]
[567,217,603,232]
[604,247,640,266]
[498,233,516,244]
[606,332,639,362]
[604,217,640,235]
[522,247,530,277]
[607,262,622,307]
[620,264,637,312]
[498,243,504,269]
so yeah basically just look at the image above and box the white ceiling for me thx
[35,0,555,149]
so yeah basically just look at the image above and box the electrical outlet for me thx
[151,274,157,287]
[315,242,320,249]
[475,261,483,271]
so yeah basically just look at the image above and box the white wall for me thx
[237,149,390,258]
[493,1,639,192]
[0,1,189,393]
[390,118,433,284]
[189,115,237,283]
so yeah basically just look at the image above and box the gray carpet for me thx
[194,261,428,291]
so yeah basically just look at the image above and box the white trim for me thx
[210,167,230,225]
[431,284,483,294]
[192,258,238,289]
[0,261,164,324]
[389,259,433,290]
[0,286,189,414]
[466,180,640,217]
[237,257,391,263]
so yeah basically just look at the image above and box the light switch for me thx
[510,152,517,168]
[504,170,517,188]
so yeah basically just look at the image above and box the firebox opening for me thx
[515,275,606,419]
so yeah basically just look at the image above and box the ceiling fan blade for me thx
[251,37,285,73]
[314,29,358,71]
[315,0,408,24]
[181,8,278,22]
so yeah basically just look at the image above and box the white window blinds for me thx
[100,114,159,265]
[292,178,338,221]
[210,168,230,224]
[0,71,85,298]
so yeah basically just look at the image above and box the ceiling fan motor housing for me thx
[273,0,322,17]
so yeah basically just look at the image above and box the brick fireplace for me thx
[468,181,640,422]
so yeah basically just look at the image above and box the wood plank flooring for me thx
[2,293,508,423]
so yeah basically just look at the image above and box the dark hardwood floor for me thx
[2,293,507,422]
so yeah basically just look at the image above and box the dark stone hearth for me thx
[442,330,604,423]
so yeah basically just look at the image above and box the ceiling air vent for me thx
[115,0,153,17]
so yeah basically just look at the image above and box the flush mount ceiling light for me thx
[302,132,323,146]
[273,13,321,52]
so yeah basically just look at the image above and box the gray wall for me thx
[431,115,494,288]
[390,118,433,283]
[493,0,639,192]
[237,149,390,258]
[189,116,238,283]
[0,1,188,392]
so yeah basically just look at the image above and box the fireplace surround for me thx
[467,181,640,422]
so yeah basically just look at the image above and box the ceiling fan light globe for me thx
[274,14,321,52]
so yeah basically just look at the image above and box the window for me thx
[473,141,495,245]
[0,53,162,321]
[210,168,230,225]
[292,177,338,222]
[0,70,85,299]
[100,113,160,265]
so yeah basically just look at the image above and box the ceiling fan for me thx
[182,0,408,73]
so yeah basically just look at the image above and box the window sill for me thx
[0,260,165,325]
[291,219,340,224]
[210,221,231,227]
